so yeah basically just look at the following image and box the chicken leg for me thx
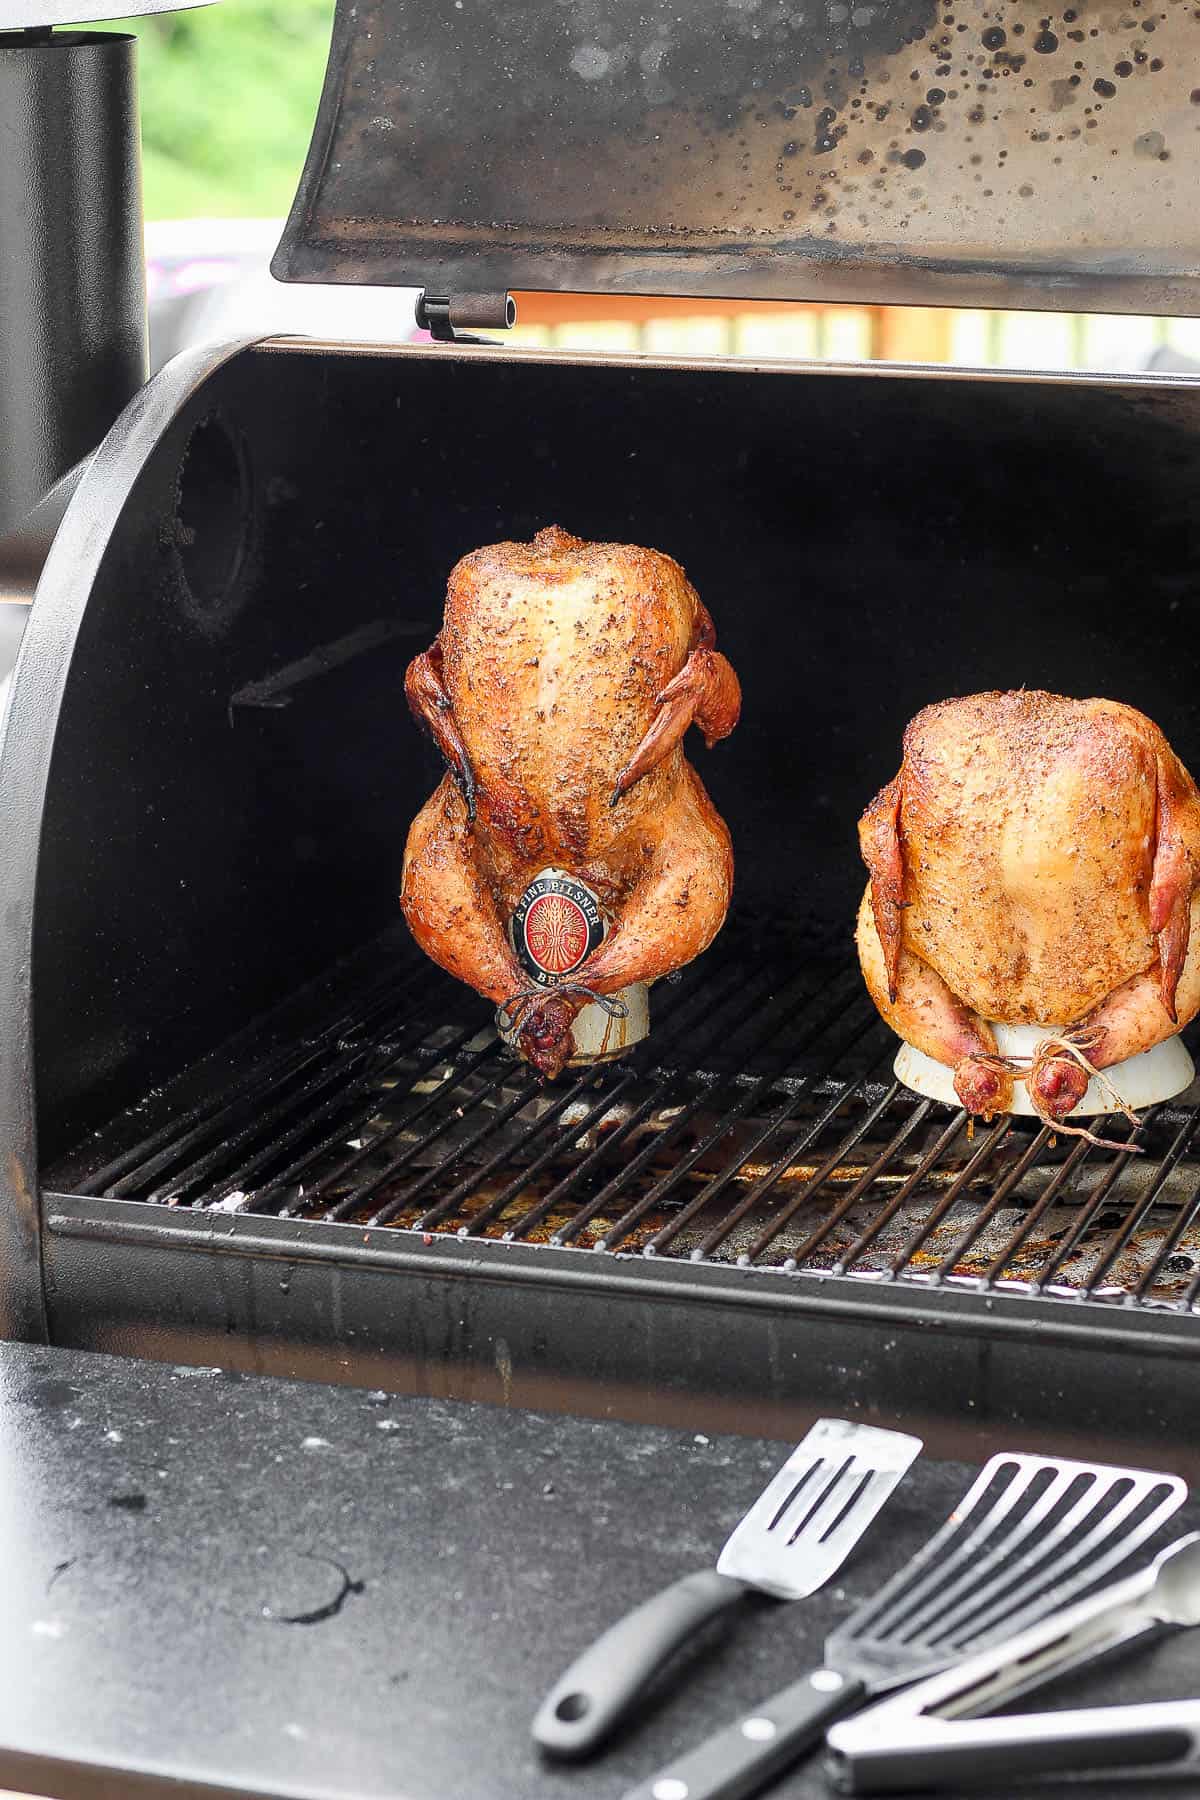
[401,777,584,1077]
[856,889,1014,1114]
[1027,891,1200,1117]
[577,766,733,992]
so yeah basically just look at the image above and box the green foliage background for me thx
[94,2,335,219]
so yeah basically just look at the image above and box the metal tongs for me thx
[826,1533,1200,1793]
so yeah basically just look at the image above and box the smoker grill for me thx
[4,0,1200,1459]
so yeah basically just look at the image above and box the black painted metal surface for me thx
[0,1342,1195,1800]
[0,337,257,1345]
[274,0,1200,312]
[0,31,146,540]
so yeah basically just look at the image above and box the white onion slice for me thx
[895,1022,1195,1116]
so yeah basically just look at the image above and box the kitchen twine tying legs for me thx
[497,982,629,1038]
[974,1027,1144,1152]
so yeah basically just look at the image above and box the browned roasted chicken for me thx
[401,526,741,1076]
[857,691,1200,1120]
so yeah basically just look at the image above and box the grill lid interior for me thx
[273,0,1200,314]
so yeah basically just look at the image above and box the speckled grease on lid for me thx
[307,0,1200,298]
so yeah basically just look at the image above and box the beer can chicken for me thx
[857,691,1200,1124]
[401,526,741,1078]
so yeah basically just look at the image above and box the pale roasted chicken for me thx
[857,691,1200,1119]
[401,527,741,1076]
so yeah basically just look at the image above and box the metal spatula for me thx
[623,1452,1187,1800]
[532,1419,922,1758]
[826,1532,1200,1793]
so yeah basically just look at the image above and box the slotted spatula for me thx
[826,1532,1200,1792]
[623,1451,1186,1800]
[533,1419,922,1758]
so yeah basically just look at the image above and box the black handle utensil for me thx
[533,1419,922,1759]
[826,1532,1200,1793]
[624,1452,1187,1800]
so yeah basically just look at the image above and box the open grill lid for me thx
[273,0,1200,315]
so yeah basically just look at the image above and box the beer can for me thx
[496,867,649,1064]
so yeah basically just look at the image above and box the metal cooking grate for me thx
[51,924,1200,1312]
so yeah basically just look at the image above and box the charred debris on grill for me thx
[277,0,1200,300]
[46,922,1200,1313]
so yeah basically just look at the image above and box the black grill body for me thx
[5,338,1200,1461]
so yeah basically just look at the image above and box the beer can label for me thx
[511,869,605,989]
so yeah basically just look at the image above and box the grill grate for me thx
[49,925,1200,1313]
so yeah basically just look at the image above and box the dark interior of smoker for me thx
[32,344,1200,1442]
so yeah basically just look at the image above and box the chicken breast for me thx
[401,526,740,1075]
[857,691,1200,1119]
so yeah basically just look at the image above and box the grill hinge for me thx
[414,290,517,345]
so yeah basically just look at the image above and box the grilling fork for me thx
[623,1451,1186,1800]
[532,1419,922,1758]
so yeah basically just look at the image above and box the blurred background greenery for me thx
[95,1,334,219]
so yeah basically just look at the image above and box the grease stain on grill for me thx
[261,1552,365,1627]
[20,1379,78,1409]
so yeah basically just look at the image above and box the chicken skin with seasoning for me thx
[857,691,1200,1120]
[401,527,740,1077]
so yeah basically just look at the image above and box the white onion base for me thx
[894,1022,1195,1116]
